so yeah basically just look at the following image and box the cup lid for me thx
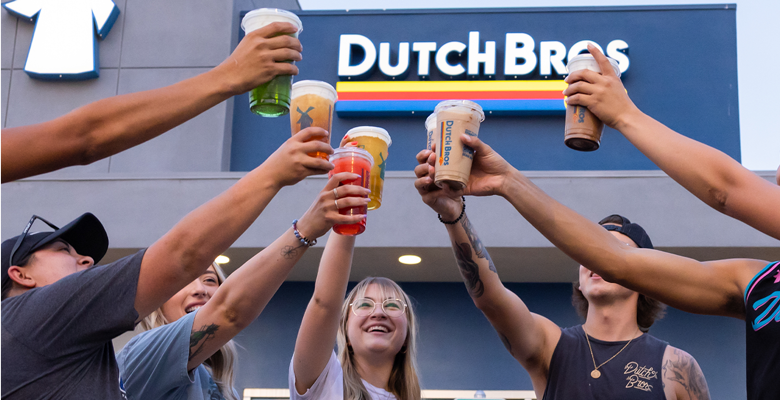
[434,100,486,122]
[346,126,392,147]
[242,8,302,33]
[566,54,621,78]
[292,80,338,101]
[331,146,374,166]
[425,113,436,129]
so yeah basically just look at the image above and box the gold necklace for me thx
[584,328,639,379]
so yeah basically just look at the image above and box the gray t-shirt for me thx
[117,309,235,400]
[1,249,145,400]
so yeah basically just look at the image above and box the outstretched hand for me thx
[562,44,640,130]
[296,173,371,239]
[263,127,334,188]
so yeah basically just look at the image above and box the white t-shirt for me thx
[288,351,396,400]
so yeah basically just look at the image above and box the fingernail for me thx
[343,134,350,139]
[350,141,358,146]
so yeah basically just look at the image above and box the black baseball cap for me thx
[598,214,653,249]
[1,213,109,291]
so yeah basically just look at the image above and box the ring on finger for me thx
[333,188,339,199]
[334,199,339,209]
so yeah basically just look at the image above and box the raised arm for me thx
[292,231,359,394]
[134,128,333,321]
[564,44,780,240]
[1,22,301,183]
[413,149,560,394]
[662,346,711,400]
[459,135,767,319]
[185,172,369,370]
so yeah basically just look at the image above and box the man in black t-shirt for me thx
[1,127,334,399]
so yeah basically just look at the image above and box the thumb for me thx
[587,44,616,78]
[460,134,489,154]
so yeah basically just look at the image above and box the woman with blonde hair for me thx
[117,171,370,400]
[289,232,422,400]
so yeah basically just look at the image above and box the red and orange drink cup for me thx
[329,147,374,236]
[344,127,391,210]
[241,9,302,117]
[425,113,436,151]
[290,80,338,160]
[564,54,621,151]
[433,100,485,191]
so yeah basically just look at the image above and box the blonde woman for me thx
[289,232,422,400]
[116,171,370,400]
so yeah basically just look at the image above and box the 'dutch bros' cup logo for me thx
[3,0,120,80]
[335,32,630,117]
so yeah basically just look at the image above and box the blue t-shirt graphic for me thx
[3,0,119,79]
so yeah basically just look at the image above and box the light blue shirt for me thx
[117,310,235,400]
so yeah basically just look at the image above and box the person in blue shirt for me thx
[117,170,371,400]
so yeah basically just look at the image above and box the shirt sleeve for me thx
[288,350,343,400]
[117,311,199,400]
[1,249,145,358]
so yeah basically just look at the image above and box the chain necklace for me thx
[584,328,640,379]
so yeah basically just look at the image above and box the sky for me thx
[299,0,779,171]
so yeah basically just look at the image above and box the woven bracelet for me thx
[438,197,466,225]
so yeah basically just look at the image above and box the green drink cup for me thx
[241,9,303,117]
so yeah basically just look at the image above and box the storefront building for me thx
[2,1,777,398]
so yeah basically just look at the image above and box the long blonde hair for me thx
[140,263,238,400]
[337,277,421,400]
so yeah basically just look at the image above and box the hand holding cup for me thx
[414,148,462,221]
[296,173,371,240]
[263,127,333,188]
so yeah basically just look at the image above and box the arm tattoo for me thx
[459,216,497,273]
[189,324,220,360]
[282,244,306,259]
[662,349,711,400]
[454,242,485,298]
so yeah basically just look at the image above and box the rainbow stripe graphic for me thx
[335,80,567,117]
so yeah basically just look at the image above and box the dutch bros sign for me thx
[335,32,629,116]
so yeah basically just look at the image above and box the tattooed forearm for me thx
[189,324,220,360]
[662,349,711,400]
[282,244,306,259]
[454,242,485,298]
[460,215,497,273]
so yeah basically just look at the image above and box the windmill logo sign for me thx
[3,0,120,80]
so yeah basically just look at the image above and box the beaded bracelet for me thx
[438,196,466,225]
[292,219,317,246]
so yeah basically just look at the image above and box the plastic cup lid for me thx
[425,113,436,129]
[292,80,338,102]
[566,53,621,78]
[242,8,302,33]
[331,146,374,166]
[434,100,486,122]
[346,126,392,147]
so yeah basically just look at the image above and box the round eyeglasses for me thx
[350,298,407,318]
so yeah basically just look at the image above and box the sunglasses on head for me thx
[8,215,60,267]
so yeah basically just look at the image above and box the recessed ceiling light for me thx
[215,255,230,264]
[398,255,421,265]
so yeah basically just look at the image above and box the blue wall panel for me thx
[231,6,739,172]
[233,281,745,398]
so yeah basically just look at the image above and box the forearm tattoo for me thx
[662,349,711,400]
[454,242,485,298]
[282,243,306,259]
[189,324,220,360]
[460,215,497,273]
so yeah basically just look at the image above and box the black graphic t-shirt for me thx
[543,325,667,400]
[744,261,780,400]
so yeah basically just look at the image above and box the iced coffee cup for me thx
[433,100,485,191]
[425,113,436,150]
[329,147,374,236]
[291,80,337,160]
[241,9,302,117]
[345,127,392,210]
[564,54,621,151]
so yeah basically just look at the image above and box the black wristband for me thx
[438,196,466,225]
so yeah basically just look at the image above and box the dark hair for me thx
[1,252,35,300]
[571,282,666,332]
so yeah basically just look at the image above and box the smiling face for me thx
[160,265,220,323]
[346,283,409,359]
[578,230,640,304]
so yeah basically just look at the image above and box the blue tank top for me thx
[743,261,780,400]
[542,325,668,400]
